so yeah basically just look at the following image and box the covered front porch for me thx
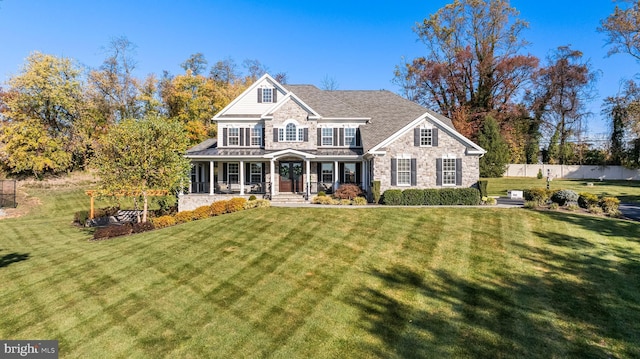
[188,151,369,199]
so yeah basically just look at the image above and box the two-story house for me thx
[180,73,485,210]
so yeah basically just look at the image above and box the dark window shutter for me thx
[303,128,309,142]
[261,127,265,147]
[245,163,250,184]
[391,159,397,186]
[223,162,228,182]
[317,128,322,146]
[333,128,339,146]
[339,128,345,147]
[246,128,251,146]
[356,128,362,147]
[273,128,279,142]
[456,158,462,186]
[356,163,362,185]
[436,158,442,186]
[273,88,277,102]
[239,128,245,146]
[257,88,262,103]
[411,158,417,186]
[261,163,266,182]
[339,163,345,184]
[432,128,439,147]
[414,128,420,146]
[223,128,228,146]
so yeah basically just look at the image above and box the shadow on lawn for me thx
[0,250,30,268]
[347,234,640,358]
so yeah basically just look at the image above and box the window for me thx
[443,158,456,185]
[251,127,262,146]
[262,88,273,103]
[397,158,411,186]
[286,123,297,141]
[278,122,306,142]
[321,163,333,183]
[321,128,333,146]
[420,128,432,146]
[228,128,239,146]
[228,163,239,184]
[345,128,356,147]
[344,163,356,183]
[250,163,262,183]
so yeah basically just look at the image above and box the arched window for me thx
[285,123,297,141]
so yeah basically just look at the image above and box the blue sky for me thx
[0,0,637,137]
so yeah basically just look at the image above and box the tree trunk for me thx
[142,192,148,223]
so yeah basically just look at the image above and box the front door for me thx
[279,162,303,193]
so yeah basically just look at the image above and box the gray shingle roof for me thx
[284,86,455,152]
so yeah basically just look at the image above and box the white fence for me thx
[504,164,640,180]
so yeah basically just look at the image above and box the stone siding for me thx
[372,124,480,193]
[265,100,318,151]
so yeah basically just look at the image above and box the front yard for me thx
[1,185,639,358]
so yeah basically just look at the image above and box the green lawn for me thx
[485,176,640,203]
[1,186,639,358]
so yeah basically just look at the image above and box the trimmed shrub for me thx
[381,190,403,205]
[457,188,481,205]
[578,192,599,208]
[403,189,425,206]
[423,189,441,205]
[74,210,89,226]
[371,181,381,204]
[226,197,247,213]
[132,221,155,233]
[524,188,551,204]
[312,196,337,205]
[93,223,133,241]
[551,189,579,206]
[152,215,176,228]
[248,195,257,201]
[484,197,497,205]
[174,210,195,224]
[600,197,620,215]
[317,191,326,197]
[334,184,363,200]
[210,200,228,216]
[439,188,458,205]
[537,169,543,179]
[353,197,368,205]
[253,199,271,208]
[549,203,559,210]
[192,205,212,220]
[339,199,352,205]
[524,201,538,209]
[566,203,580,211]
[587,205,604,215]
[477,180,488,198]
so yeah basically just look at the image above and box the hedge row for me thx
[381,188,481,206]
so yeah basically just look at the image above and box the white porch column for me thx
[362,161,367,192]
[270,159,276,197]
[305,158,311,198]
[209,161,214,195]
[239,160,245,195]
[334,160,339,190]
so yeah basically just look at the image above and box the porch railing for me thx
[190,181,267,195]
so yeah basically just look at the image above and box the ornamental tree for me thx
[93,115,190,222]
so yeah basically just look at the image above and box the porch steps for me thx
[270,193,308,204]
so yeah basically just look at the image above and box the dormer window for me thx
[345,128,356,147]
[228,128,239,146]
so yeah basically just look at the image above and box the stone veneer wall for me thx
[264,100,318,151]
[372,124,480,193]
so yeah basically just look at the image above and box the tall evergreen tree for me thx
[478,116,510,177]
